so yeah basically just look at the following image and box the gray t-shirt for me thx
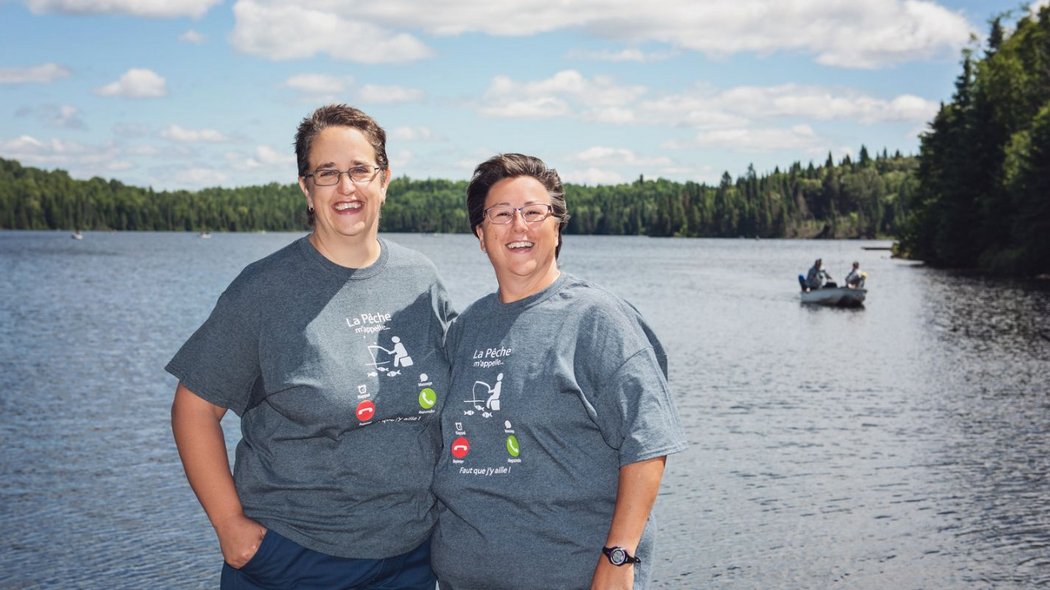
[166,236,454,559]
[431,273,687,590]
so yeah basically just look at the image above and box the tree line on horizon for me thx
[0,148,915,241]
[897,6,1050,276]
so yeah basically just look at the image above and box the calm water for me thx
[1,231,1048,589]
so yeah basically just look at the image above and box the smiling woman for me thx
[431,153,689,590]
[475,176,563,302]
[166,103,455,590]
[298,126,389,268]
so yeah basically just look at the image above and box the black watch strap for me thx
[602,545,641,566]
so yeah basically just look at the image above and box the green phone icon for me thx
[506,435,520,457]
[418,387,437,409]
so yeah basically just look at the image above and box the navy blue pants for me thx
[220,529,436,590]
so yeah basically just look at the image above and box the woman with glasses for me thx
[431,153,687,589]
[168,104,454,589]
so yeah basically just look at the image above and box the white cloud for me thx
[282,73,354,102]
[230,0,432,63]
[582,107,637,124]
[232,0,975,69]
[113,123,153,139]
[15,104,85,129]
[478,73,935,129]
[686,125,826,152]
[53,105,84,129]
[390,126,438,142]
[125,144,161,157]
[176,167,229,186]
[573,146,674,168]
[240,145,294,170]
[886,94,941,122]
[2,135,47,153]
[0,63,71,84]
[161,124,229,142]
[1,134,130,171]
[27,0,220,18]
[179,29,205,44]
[560,167,626,186]
[480,70,646,119]
[481,96,571,119]
[567,48,679,62]
[284,74,351,94]
[638,83,939,129]
[95,68,167,98]
[712,84,940,123]
[255,144,291,165]
[357,84,424,104]
[561,146,677,184]
[391,148,415,172]
[106,160,134,171]
[799,1,973,68]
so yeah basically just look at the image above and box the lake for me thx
[1,230,1048,589]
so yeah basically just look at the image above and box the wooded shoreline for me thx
[0,150,914,241]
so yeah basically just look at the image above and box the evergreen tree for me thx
[900,5,1050,275]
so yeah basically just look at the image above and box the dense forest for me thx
[898,6,1050,276]
[0,149,915,240]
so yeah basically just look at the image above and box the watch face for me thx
[610,548,627,565]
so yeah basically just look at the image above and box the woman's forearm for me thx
[171,383,265,567]
[591,456,668,589]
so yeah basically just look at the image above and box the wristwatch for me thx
[602,545,641,566]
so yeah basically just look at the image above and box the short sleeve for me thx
[165,280,261,415]
[567,288,687,465]
[592,346,688,465]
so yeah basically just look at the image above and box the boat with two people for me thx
[798,258,867,307]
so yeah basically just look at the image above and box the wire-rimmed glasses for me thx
[483,204,555,225]
[304,165,383,186]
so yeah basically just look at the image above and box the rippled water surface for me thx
[1,231,1048,589]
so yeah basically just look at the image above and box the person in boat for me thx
[430,153,688,590]
[167,104,454,590]
[805,258,832,290]
[845,261,866,289]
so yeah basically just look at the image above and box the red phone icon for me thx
[451,436,470,459]
[356,400,375,422]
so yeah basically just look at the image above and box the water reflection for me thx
[909,272,1050,588]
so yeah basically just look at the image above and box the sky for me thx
[1,0,1045,191]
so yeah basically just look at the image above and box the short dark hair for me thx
[294,104,389,225]
[466,153,571,258]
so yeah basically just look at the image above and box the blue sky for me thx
[1,0,1043,190]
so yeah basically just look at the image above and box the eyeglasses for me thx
[483,203,555,225]
[304,165,383,186]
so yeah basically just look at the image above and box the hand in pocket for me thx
[217,515,268,569]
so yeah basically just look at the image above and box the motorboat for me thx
[797,273,865,306]
[800,286,866,307]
